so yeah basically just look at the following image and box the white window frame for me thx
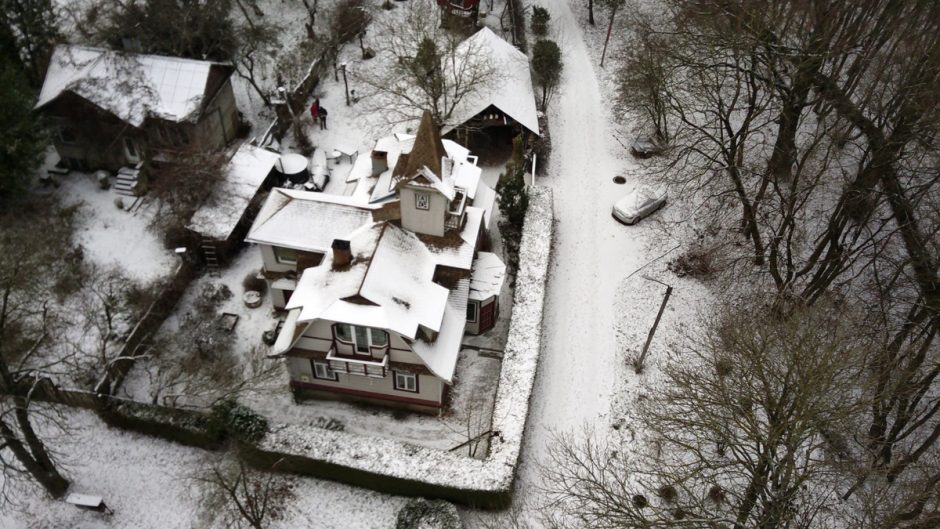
[335,324,388,355]
[393,371,418,393]
[273,246,297,265]
[415,192,430,211]
[466,301,477,323]
[312,360,338,381]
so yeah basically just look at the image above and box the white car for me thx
[612,186,667,225]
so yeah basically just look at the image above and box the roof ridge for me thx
[352,222,390,302]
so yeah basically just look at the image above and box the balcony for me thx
[326,347,388,378]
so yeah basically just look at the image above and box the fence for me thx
[95,259,196,396]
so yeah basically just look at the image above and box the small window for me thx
[312,360,338,381]
[393,371,418,392]
[335,323,351,342]
[415,192,430,210]
[466,301,477,322]
[274,246,297,264]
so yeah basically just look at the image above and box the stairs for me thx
[201,239,221,277]
[114,165,142,196]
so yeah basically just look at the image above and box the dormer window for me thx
[415,192,430,210]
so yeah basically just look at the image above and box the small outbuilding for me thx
[187,143,280,267]
[443,28,540,152]
[467,251,506,335]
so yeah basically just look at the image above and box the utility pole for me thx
[341,62,350,106]
[634,275,673,374]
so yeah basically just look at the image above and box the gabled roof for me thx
[36,45,227,127]
[246,189,379,252]
[287,222,449,341]
[188,144,280,240]
[443,28,540,136]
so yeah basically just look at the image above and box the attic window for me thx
[58,127,77,144]
[415,192,430,210]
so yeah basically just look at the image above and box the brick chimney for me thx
[331,239,352,268]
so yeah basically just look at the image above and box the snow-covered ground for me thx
[55,170,176,284]
[0,406,405,529]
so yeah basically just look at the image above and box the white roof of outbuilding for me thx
[188,144,279,240]
[469,251,506,301]
[36,45,223,127]
[246,189,379,252]
[444,28,540,136]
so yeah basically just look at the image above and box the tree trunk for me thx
[0,414,69,498]
[588,0,595,25]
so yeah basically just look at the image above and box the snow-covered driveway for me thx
[513,0,648,499]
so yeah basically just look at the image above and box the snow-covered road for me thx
[511,0,646,505]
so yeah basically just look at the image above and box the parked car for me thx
[612,186,667,225]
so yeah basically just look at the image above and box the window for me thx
[273,246,297,264]
[415,192,430,210]
[466,301,477,322]
[334,324,388,355]
[393,371,417,392]
[312,360,338,381]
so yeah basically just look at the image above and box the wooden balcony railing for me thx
[326,347,388,379]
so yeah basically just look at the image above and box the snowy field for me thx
[0,406,405,529]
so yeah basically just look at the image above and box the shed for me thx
[187,143,280,266]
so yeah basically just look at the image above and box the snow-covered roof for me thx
[370,133,481,204]
[470,252,506,301]
[281,221,449,343]
[187,144,279,240]
[444,28,540,136]
[245,189,378,252]
[412,279,469,382]
[36,45,225,127]
[423,206,484,271]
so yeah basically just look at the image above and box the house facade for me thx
[253,112,505,413]
[35,45,240,172]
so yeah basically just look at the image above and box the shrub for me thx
[395,498,461,529]
[707,484,725,504]
[242,271,268,295]
[667,243,718,279]
[531,6,550,36]
[332,0,371,44]
[532,39,563,110]
[211,399,269,444]
[657,484,678,503]
[632,494,649,508]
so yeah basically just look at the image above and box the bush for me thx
[667,243,718,279]
[242,271,268,295]
[531,6,550,36]
[657,484,678,502]
[532,39,563,110]
[211,399,269,444]
[332,0,371,44]
[395,498,461,529]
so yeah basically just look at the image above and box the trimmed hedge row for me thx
[97,399,225,449]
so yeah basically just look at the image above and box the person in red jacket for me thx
[310,98,320,121]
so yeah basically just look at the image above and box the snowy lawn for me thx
[56,170,176,284]
[0,405,405,529]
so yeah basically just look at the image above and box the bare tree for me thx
[195,456,295,529]
[543,299,869,528]
[353,0,498,128]
[0,199,79,499]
